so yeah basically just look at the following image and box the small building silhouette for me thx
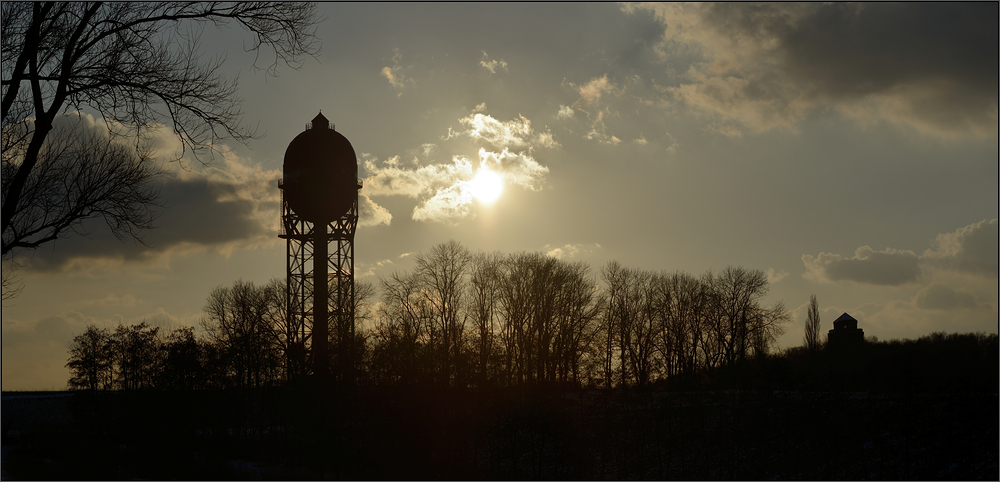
[827,312,864,348]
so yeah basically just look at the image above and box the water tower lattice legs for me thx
[280,194,357,382]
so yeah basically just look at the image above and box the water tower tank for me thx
[282,112,358,222]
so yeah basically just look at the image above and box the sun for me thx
[470,169,503,204]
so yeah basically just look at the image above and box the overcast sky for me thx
[3,3,997,390]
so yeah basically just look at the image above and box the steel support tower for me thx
[279,177,361,381]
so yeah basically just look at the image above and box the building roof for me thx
[311,111,330,129]
[835,312,857,322]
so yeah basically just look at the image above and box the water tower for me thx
[279,112,361,381]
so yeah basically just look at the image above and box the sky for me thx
[3,3,997,390]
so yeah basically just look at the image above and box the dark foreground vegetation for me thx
[8,241,999,479]
[4,333,998,480]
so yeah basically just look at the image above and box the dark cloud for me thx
[153,175,268,246]
[639,3,999,136]
[20,167,280,272]
[778,3,997,135]
[718,3,999,98]
[803,246,921,286]
[804,219,999,286]
[915,283,979,310]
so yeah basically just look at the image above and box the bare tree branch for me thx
[1,2,320,298]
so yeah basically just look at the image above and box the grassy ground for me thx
[3,387,997,480]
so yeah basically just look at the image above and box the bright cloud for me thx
[461,113,534,150]
[544,243,603,260]
[357,258,395,277]
[922,218,998,279]
[381,48,413,93]
[359,194,392,227]
[578,74,616,106]
[766,268,789,284]
[362,111,552,223]
[480,51,508,74]
[563,77,626,145]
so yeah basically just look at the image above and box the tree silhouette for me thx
[414,240,472,386]
[111,322,161,390]
[804,294,821,353]
[2,116,160,258]
[201,279,284,388]
[66,324,113,390]
[1,2,319,297]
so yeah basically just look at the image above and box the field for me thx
[3,387,997,480]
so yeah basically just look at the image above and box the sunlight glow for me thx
[470,169,503,204]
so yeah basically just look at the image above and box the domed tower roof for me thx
[282,112,358,222]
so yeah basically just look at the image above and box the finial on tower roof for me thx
[311,111,330,130]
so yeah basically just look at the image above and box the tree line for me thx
[66,241,796,391]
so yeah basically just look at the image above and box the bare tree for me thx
[711,266,770,367]
[202,279,284,388]
[1,258,24,303]
[654,271,712,379]
[66,324,113,390]
[469,251,503,386]
[549,260,601,385]
[748,300,790,360]
[2,2,319,296]
[111,322,162,390]
[414,240,472,386]
[374,271,433,385]
[804,294,821,353]
[159,326,205,390]
[2,116,160,259]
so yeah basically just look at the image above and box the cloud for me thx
[477,148,548,190]
[544,243,603,260]
[363,155,474,199]
[358,194,392,227]
[922,219,998,278]
[626,2,999,137]
[362,111,551,223]
[587,126,622,145]
[802,246,921,286]
[357,258,394,277]
[480,51,508,74]
[534,130,560,149]
[83,293,148,309]
[804,219,999,286]
[564,76,629,145]
[766,268,789,284]
[460,113,534,150]
[847,287,997,340]
[381,48,413,93]
[577,74,617,106]
[915,283,980,310]
[15,119,282,273]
